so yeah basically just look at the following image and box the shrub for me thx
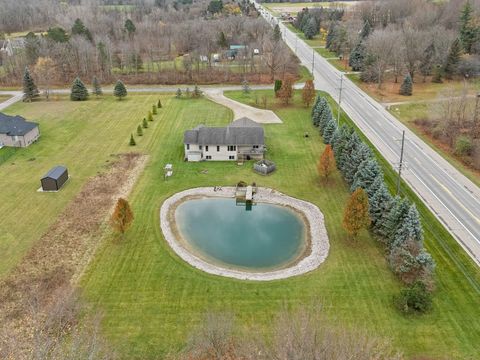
[152,104,157,114]
[147,111,153,122]
[274,79,282,97]
[176,88,182,98]
[157,99,162,108]
[394,281,432,314]
[137,125,143,136]
[454,135,473,156]
[142,118,148,129]
[129,134,136,146]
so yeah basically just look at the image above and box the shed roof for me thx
[0,113,38,136]
[42,166,67,180]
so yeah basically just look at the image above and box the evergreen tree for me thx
[326,22,337,49]
[152,104,157,115]
[318,102,333,134]
[22,67,39,102]
[274,79,283,97]
[303,18,317,40]
[273,24,282,42]
[137,125,143,136]
[147,111,153,122]
[392,205,423,249]
[399,74,413,96]
[323,119,337,144]
[343,142,372,184]
[71,18,92,41]
[338,131,361,175]
[46,26,69,43]
[218,31,228,48]
[176,88,182,98]
[129,134,136,146]
[92,76,102,96]
[331,125,351,168]
[444,38,462,79]
[242,79,250,94]
[343,188,371,239]
[24,32,40,65]
[369,182,393,234]
[208,0,223,14]
[349,42,366,71]
[359,20,372,39]
[124,19,136,37]
[143,118,149,129]
[351,158,383,194]
[193,84,202,98]
[158,99,162,108]
[419,42,435,82]
[114,80,127,100]
[459,1,477,54]
[384,196,410,246]
[70,77,89,101]
[311,96,321,118]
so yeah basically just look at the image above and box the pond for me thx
[175,198,307,271]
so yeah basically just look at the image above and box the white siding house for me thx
[184,118,265,162]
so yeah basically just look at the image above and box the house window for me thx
[227,145,236,151]
[217,146,220,152]
[206,155,212,160]
[186,144,190,150]
[229,155,235,160]
[199,145,203,150]
[206,145,209,151]
[253,145,259,149]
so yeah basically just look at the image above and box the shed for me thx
[254,159,276,175]
[41,166,68,191]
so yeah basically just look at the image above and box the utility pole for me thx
[396,130,406,195]
[337,73,343,125]
[311,48,315,73]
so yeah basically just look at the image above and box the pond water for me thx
[175,198,307,271]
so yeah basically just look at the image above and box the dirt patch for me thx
[0,152,147,358]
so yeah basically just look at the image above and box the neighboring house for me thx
[184,117,265,162]
[0,113,40,148]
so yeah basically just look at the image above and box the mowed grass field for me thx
[75,91,480,359]
[0,94,164,276]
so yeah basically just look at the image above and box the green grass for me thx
[389,102,480,188]
[296,65,313,83]
[75,90,480,359]
[0,95,165,277]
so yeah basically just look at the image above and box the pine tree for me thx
[399,74,413,96]
[273,24,282,42]
[147,111,153,122]
[318,144,336,181]
[351,158,383,194]
[152,104,157,115]
[303,18,317,40]
[343,188,371,239]
[124,19,136,38]
[312,97,328,127]
[193,84,202,98]
[218,31,228,48]
[137,125,143,136]
[359,20,371,39]
[311,96,321,118]
[143,118,148,129]
[444,38,462,79]
[129,134,136,146]
[323,119,337,144]
[110,198,134,238]
[419,43,435,82]
[92,76,102,96]
[114,80,127,100]
[349,42,366,71]
[384,196,410,246]
[338,131,361,175]
[22,67,39,102]
[392,204,423,249]
[70,77,89,101]
[369,182,393,234]
[302,79,316,107]
[326,22,337,49]
[274,79,283,97]
[71,18,92,41]
[343,142,372,185]
[157,99,162,108]
[318,102,333,134]
[331,125,351,168]
[459,1,477,54]
[176,88,182,98]
[242,79,250,94]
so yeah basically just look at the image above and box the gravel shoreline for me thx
[160,187,330,281]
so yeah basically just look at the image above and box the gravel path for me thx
[160,187,330,281]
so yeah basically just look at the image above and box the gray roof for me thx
[0,113,38,136]
[42,166,67,180]
[184,118,264,145]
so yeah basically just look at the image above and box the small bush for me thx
[142,118,148,129]
[394,281,432,314]
[147,111,153,122]
[454,135,473,156]
[274,79,282,97]
[129,134,136,146]
[137,125,143,136]
[152,104,157,114]
[157,99,162,108]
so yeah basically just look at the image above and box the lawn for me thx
[0,94,165,277]
[389,102,480,188]
[77,90,480,359]
[347,73,480,104]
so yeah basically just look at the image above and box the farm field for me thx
[264,1,357,16]
[0,94,165,277]
[76,90,480,359]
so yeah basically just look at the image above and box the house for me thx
[0,113,40,148]
[41,166,69,191]
[184,117,265,162]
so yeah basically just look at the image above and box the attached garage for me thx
[41,166,69,191]
[187,151,202,162]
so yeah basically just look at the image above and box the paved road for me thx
[254,2,480,265]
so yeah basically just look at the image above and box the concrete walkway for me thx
[204,89,282,124]
[0,91,22,111]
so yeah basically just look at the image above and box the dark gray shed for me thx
[41,166,68,191]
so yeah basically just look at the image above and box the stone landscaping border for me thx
[160,187,330,281]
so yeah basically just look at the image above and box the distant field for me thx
[264,1,357,15]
